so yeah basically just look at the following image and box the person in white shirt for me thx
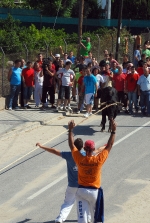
[33,62,43,107]
[56,60,75,112]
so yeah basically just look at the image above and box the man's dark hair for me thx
[109,53,114,57]
[65,61,72,66]
[82,65,87,70]
[87,62,92,67]
[141,53,146,58]
[131,66,135,69]
[123,53,128,57]
[137,45,141,49]
[74,138,83,151]
[14,59,21,64]
[27,61,32,65]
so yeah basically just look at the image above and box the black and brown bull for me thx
[100,87,118,132]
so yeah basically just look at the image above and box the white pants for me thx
[34,85,42,106]
[76,188,98,223]
[55,186,78,222]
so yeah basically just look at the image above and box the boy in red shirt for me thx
[125,66,139,114]
[22,61,34,108]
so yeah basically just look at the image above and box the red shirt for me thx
[137,67,143,76]
[126,73,139,91]
[22,68,34,87]
[78,76,85,92]
[113,73,126,91]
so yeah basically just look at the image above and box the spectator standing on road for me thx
[109,53,119,68]
[77,65,87,114]
[51,52,61,72]
[81,67,98,117]
[67,51,76,64]
[68,119,117,223]
[133,45,141,68]
[33,62,43,107]
[37,53,43,68]
[142,42,150,58]
[41,60,56,109]
[92,67,104,111]
[80,37,91,58]
[75,56,86,72]
[122,54,131,73]
[111,62,119,75]
[20,59,26,108]
[137,67,150,116]
[112,66,126,113]
[125,66,139,115]
[22,61,34,109]
[56,60,75,112]
[7,59,22,110]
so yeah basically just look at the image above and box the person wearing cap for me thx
[50,51,61,72]
[68,119,116,223]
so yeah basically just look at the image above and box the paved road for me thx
[0,113,150,223]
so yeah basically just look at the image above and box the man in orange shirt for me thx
[68,119,116,223]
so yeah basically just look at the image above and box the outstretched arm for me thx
[105,119,116,153]
[68,120,75,151]
[93,145,106,155]
[36,143,61,156]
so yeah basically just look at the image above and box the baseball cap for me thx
[55,54,60,58]
[84,140,95,150]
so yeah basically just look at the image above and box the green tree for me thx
[71,0,102,19]
[26,0,77,17]
[111,0,150,20]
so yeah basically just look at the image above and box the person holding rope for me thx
[68,119,117,223]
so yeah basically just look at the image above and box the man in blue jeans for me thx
[137,67,150,116]
[7,59,22,110]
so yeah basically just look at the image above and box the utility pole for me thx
[115,0,123,61]
[106,0,111,19]
[78,0,84,56]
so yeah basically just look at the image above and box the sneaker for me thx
[14,106,20,109]
[8,107,12,110]
[26,105,31,109]
[84,113,89,118]
[129,111,133,115]
[125,109,129,114]
[89,112,92,116]
[63,107,68,112]
[77,110,80,114]
[68,106,72,111]
[56,107,60,112]
[55,217,63,223]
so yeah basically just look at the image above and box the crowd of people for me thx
[7,37,150,117]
